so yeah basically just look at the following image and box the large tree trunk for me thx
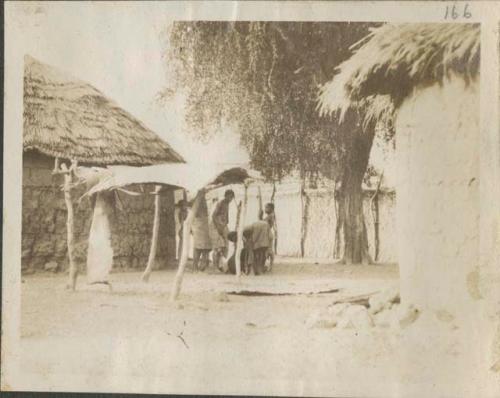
[335,130,374,265]
[336,179,371,264]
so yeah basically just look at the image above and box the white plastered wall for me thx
[396,78,480,315]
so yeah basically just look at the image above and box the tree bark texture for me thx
[335,129,375,265]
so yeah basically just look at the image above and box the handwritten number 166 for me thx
[445,3,472,19]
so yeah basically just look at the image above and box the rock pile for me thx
[306,287,421,331]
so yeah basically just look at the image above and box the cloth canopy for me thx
[76,163,263,199]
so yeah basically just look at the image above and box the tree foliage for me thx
[164,21,378,182]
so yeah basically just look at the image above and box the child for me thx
[263,202,276,272]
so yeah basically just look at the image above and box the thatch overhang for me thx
[23,55,185,166]
[318,23,480,118]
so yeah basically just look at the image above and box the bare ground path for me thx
[19,261,479,396]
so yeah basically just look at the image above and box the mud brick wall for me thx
[22,151,177,272]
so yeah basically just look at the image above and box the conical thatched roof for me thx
[23,55,184,166]
[318,23,480,116]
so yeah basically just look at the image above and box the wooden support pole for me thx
[235,184,248,278]
[333,181,342,259]
[52,157,60,174]
[177,189,188,261]
[170,191,202,301]
[61,162,78,290]
[272,186,278,255]
[300,179,310,258]
[142,185,162,282]
[233,199,243,273]
[234,199,243,234]
[257,185,263,220]
[369,173,384,262]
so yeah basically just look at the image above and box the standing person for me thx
[191,191,211,272]
[176,199,188,261]
[209,189,235,271]
[263,202,276,272]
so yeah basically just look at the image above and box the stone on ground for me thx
[306,309,337,329]
[306,304,349,329]
[398,304,420,328]
[337,305,374,329]
[307,303,376,330]
[327,302,350,316]
[369,287,400,315]
[374,308,399,329]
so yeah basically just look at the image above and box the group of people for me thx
[177,189,276,275]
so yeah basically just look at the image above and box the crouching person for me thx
[232,221,272,275]
[226,231,250,275]
[246,220,271,275]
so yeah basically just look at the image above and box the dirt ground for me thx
[18,260,496,397]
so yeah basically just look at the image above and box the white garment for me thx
[87,193,113,283]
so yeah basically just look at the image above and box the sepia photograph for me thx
[2,1,500,397]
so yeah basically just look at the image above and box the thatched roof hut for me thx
[318,23,479,117]
[23,55,184,166]
[318,23,481,299]
[318,22,498,386]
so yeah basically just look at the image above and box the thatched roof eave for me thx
[318,23,480,116]
[23,146,182,167]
